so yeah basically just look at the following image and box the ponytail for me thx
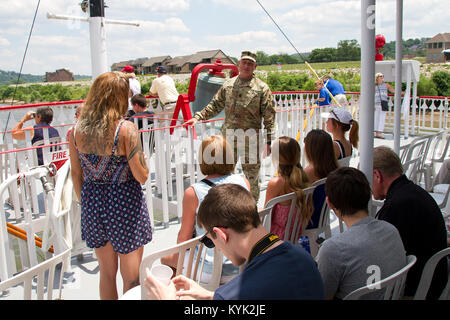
[285,164,313,223]
[349,120,359,149]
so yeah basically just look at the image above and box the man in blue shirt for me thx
[315,80,331,106]
[323,76,348,106]
[144,184,325,300]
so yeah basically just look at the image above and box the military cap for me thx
[241,51,257,63]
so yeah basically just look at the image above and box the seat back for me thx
[400,135,433,184]
[403,155,422,184]
[0,248,71,300]
[337,155,351,167]
[139,235,223,300]
[424,131,450,190]
[302,178,331,258]
[344,255,417,300]
[264,192,303,243]
[429,184,450,210]
[414,247,450,300]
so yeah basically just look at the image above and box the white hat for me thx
[321,108,353,125]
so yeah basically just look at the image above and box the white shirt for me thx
[129,77,141,96]
[149,74,179,105]
[127,77,141,110]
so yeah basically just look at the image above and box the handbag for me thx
[377,85,389,111]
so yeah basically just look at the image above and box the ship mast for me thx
[47,0,139,80]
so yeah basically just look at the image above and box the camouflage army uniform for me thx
[194,75,276,201]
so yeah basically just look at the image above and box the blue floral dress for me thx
[75,120,152,254]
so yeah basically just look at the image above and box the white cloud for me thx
[0,0,446,76]
[206,30,277,46]
[134,18,190,34]
[0,37,10,46]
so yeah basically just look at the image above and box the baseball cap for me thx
[241,51,257,63]
[321,108,353,125]
[121,65,135,73]
[157,66,168,74]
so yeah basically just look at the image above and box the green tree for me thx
[256,51,270,65]
[431,71,450,97]
[308,48,337,63]
[336,39,361,61]
[417,75,438,97]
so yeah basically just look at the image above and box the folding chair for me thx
[263,191,311,243]
[344,255,417,300]
[0,248,71,300]
[136,235,223,300]
[414,247,450,300]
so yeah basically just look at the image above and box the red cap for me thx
[121,65,135,73]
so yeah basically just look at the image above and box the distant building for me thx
[111,60,134,73]
[45,69,74,82]
[142,55,172,74]
[426,33,450,63]
[167,49,235,74]
[110,49,236,75]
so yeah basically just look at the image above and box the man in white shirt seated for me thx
[149,66,179,119]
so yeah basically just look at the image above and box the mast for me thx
[47,1,139,80]
[359,0,376,184]
[89,0,108,79]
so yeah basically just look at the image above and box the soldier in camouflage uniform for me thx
[184,51,276,202]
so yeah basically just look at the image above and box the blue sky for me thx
[0,0,448,76]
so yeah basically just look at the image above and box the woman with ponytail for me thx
[264,136,313,240]
[324,108,359,160]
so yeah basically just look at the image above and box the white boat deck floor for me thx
[1,133,416,300]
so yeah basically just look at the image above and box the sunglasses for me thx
[200,231,215,248]
[199,226,227,249]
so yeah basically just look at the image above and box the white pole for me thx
[394,0,403,154]
[360,0,376,183]
[89,16,108,80]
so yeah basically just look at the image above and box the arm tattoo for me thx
[127,126,148,169]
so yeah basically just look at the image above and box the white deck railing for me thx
[0,93,448,235]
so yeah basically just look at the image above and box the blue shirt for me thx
[213,241,325,300]
[318,88,331,106]
[324,78,345,95]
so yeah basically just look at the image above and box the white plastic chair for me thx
[414,247,450,300]
[428,184,450,211]
[137,235,223,300]
[343,255,417,300]
[423,131,450,191]
[0,248,71,300]
[263,191,312,243]
[337,155,351,167]
[403,155,422,185]
[302,178,331,258]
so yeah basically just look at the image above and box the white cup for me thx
[149,265,173,286]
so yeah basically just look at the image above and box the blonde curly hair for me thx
[77,71,131,137]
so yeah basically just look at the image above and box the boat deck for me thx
[1,134,416,300]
